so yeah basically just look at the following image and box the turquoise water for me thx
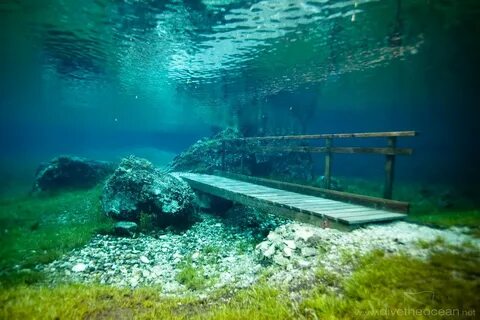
[1,0,479,193]
[0,1,479,318]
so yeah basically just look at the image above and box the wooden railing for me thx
[219,130,417,201]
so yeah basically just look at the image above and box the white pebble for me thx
[191,251,200,261]
[283,246,293,257]
[283,240,296,249]
[72,263,87,272]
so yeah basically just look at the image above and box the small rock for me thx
[173,252,183,259]
[114,221,138,237]
[263,244,276,258]
[297,259,311,269]
[283,240,296,249]
[267,232,282,243]
[301,247,317,257]
[295,228,314,242]
[192,251,200,261]
[140,255,150,264]
[283,246,293,257]
[151,266,162,276]
[72,263,87,272]
[273,254,289,266]
[130,276,140,287]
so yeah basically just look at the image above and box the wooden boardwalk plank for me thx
[177,173,406,226]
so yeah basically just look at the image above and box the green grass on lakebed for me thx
[0,183,479,319]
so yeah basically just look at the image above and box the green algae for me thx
[0,177,478,318]
[301,249,479,319]
[1,247,478,319]
[408,210,480,234]
[175,262,208,291]
[0,185,114,287]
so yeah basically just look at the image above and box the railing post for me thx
[240,138,246,174]
[324,137,332,189]
[221,140,226,172]
[383,137,396,199]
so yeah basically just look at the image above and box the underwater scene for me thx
[1,0,479,319]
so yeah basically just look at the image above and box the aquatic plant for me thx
[416,236,446,250]
[139,211,154,231]
[175,260,207,291]
[204,285,294,320]
[202,244,221,255]
[315,267,341,289]
[1,247,478,319]
[0,185,114,287]
[236,240,254,254]
[338,248,361,266]
[300,250,480,319]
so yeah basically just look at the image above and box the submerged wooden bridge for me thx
[178,131,417,227]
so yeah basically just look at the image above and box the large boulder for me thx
[102,156,195,224]
[169,127,241,173]
[33,155,115,192]
[169,128,314,181]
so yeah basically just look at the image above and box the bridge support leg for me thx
[240,138,246,174]
[324,138,332,189]
[383,137,396,199]
[221,140,226,171]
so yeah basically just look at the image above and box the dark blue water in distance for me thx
[0,0,479,197]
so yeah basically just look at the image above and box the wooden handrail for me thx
[221,130,417,141]
[248,146,413,156]
[218,130,417,200]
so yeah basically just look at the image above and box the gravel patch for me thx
[38,213,478,297]
[39,213,262,296]
[257,221,479,290]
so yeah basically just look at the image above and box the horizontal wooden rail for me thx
[248,146,413,156]
[216,171,410,213]
[218,130,417,200]
[221,130,417,142]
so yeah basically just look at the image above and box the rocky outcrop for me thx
[169,128,314,181]
[169,128,241,173]
[102,156,195,225]
[33,156,115,192]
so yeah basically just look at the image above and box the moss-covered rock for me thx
[33,155,115,192]
[102,156,196,225]
[169,128,314,181]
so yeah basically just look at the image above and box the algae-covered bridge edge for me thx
[178,131,417,227]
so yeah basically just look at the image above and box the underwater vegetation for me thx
[0,0,479,316]
[0,146,478,319]
[0,150,479,318]
[0,185,114,287]
[175,259,208,291]
[1,249,478,319]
